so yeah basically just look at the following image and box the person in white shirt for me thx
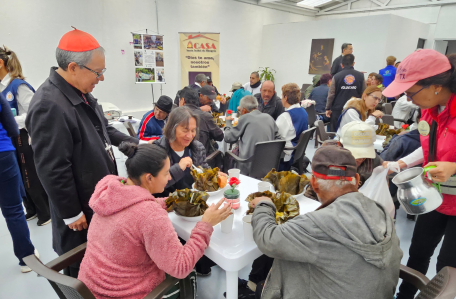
[335,86,384,139]
[0,46,51,226]
[392,94,419,128]
[243,71,262,95]
[276,83,309,171]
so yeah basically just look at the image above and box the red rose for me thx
[229,177,240,186]
[402,124,409,129]
[226,109,233,115]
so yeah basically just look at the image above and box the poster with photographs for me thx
[132,33,165,84]
[308,38,334,75]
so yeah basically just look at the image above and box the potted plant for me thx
[224,177,241,210]
[258,67,276,82]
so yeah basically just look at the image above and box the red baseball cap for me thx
[383,49,451,97]
[58,29,100,52]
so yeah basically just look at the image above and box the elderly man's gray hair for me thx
[239,95,258,112]
[163,107,200,142]
[315,177,356,192]
[56,47,105,71]
[195,74,207,84]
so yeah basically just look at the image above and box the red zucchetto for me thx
[58,29,100,52]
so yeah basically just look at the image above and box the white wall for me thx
[259,14,429,94]
[316,3,456,50]
[0,0,312,117]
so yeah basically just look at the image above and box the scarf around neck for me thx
[250,80,261,89]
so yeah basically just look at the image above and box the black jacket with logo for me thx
[326,66,366,112]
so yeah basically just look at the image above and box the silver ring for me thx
[73,229,77,231]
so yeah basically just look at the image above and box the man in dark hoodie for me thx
[249,145,402,299]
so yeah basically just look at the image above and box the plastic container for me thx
[224,189,240,210]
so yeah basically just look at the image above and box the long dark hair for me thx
[118,142,168,185]
[417,54,456,93]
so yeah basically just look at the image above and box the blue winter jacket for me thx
[379,65,397,88]
[228,88,252,112]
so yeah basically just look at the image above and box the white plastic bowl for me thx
[174,212,203,222]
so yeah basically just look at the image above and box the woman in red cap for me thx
[382,49,456,299]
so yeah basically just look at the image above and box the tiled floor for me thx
[0,143,443,299]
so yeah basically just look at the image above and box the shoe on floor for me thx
[25,213,37,221]
[37,218,51,226]
[196,268,211,277]
[223,278,255,298]
[20,249,39,273]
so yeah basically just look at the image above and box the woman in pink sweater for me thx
[78,142,231,299]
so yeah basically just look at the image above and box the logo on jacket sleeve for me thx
[6,91,14,101]
[344,75,355,85]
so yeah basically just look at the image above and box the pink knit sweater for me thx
[78,175,213,299]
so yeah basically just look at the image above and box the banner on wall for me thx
[132,33,165,84]
[179,33,220,88]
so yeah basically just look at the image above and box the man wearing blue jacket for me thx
[137,95,172,141]
[379,56,397,88]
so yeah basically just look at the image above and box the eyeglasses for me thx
[369,95,382,102]
[405,86,426,101]
[82,65,106,79]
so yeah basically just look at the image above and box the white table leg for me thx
[225,270,238,299]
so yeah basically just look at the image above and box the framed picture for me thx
[308,39,335,75]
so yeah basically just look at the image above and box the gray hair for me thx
[163,107,199,143]
[315,177,356,192]
[239,95,258,112]
[56,47,105,71]
[195,74,207,84]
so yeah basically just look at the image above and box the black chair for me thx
[383,103,393,115]
[226,140,286,179]
[285,128,315,174]
[314,120,336,145]
[400,264,456,298]
[304,105,329,148]
[23,243,193,299]
[375,115,395,127]
[205,149,224,171]
[301,84,311,95]
[390,100,397,109]
[124,122,137,137]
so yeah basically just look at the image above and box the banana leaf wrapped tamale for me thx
[262,169,310,195]
[165,189,209,216]
[245,191,300,224]
[191,167,226,192]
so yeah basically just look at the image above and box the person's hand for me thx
[372,110,384,118]
[249,196,273,209]
[383,160,407,174]
[226,116,233,121]
[201,198,232,226]
[148,140,154,144]
[325,110,332,118]
[220,96,227,104]
[201,105,212,112]
[68,214,88,231]
[178,157,193,171]
[424,162,456,183]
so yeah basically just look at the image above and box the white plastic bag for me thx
[359,165,395,219]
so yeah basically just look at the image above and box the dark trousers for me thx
[15,129,50,221]
[63,262,81,278]
[249,254,274,284]
[178,237,215,274]
[397,210,456,299]
[0,150,35,266]
[329,109,342,132]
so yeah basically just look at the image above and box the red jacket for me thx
[420,94,456,215]
[78,175,213,299]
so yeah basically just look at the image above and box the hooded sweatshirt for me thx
[78,175,213,299]
[252,191,402,299]
[304,75,321,99]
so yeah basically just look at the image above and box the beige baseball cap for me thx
[340,121,376,159]
[230,82,243,92]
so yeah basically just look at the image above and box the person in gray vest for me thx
[326,54,366,132]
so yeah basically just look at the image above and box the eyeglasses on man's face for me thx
[82,65,106,79]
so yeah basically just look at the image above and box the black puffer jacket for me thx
[153,137,209,188]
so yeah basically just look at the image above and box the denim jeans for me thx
[0,150,35,266]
